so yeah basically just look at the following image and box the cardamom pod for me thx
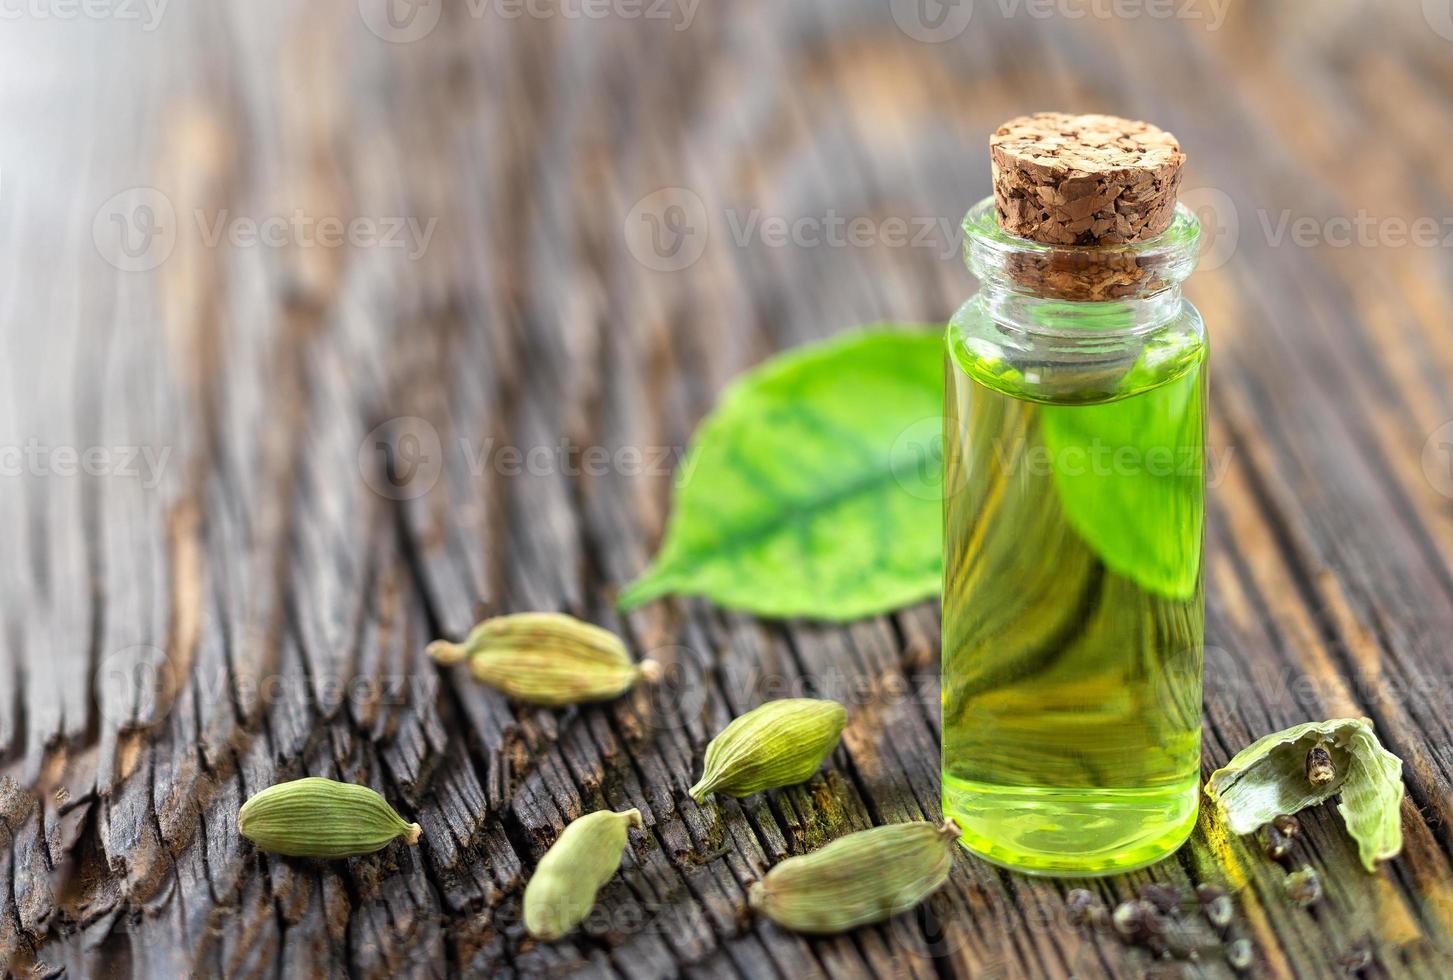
[427,612,660,706]
[524,808,643,940]
[237,777,421,858]
[1206,717,1403,870]
[689,698,847,802]
[749,819,960,934]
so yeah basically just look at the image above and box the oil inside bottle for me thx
[941,310,1206,876]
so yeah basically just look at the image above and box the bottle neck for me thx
[962,196,1200,340]
[976,283,1186,337]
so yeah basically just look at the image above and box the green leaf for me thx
[1038,356,1205,601]
[619,327,944,620]
[1205,717,1405,871]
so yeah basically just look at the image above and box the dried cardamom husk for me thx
[1205,717,1404,871]
[524,808,643,940]
[1226,936,1255,972]
[749,819,959,934]
[427,612,659,706]
[690,698,847,802]
[237,777,421,858]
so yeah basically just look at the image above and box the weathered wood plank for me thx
[2,2,1452,977]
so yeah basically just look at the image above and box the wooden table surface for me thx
[3,1,1453,977]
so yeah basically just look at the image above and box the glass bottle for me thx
[941,196,1207,875]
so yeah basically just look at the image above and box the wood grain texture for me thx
[1,1,1452,977]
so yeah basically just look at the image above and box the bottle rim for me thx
[962,196,1202,302]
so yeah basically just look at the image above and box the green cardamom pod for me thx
[749,819,960,934]
[1206,717,1404,870]
[427,612,660,706]
[524,808,643,940]
[237,777,422,858]
[690,698,846,802]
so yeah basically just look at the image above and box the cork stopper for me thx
[990,112,1185,246]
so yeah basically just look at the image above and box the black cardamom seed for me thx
[1272,813,1301,838]
[1262,822,1292,860]
[1338,941,1372,975]
[1065,888,1103,928]
[1112,900,1149,941]
[1113,899,1166,950]
[1139,883,1182,915]
[1306,743,1336,787]
[1162,918,1199,961]
[1285,867,1323,908]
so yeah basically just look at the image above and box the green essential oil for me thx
[941,312,1207,875]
